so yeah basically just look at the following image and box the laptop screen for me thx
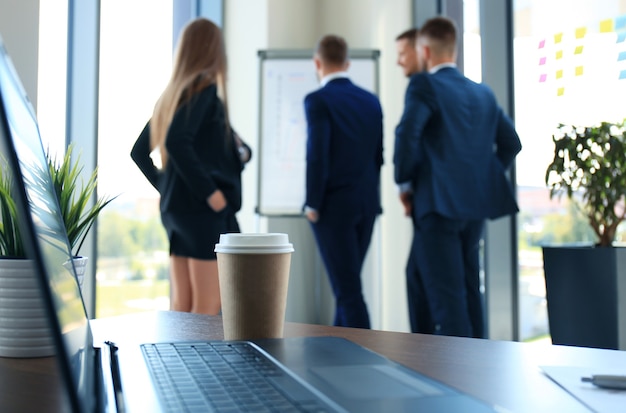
[0,37,95,412]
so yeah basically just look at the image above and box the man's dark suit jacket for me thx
[304,75,383,328]
[394,67,521,221]
[394,66,521,337]
[304,77,383,220]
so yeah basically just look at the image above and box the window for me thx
[463,0,482,83]
[96,0,173,317]
[37,0,68,157]
[513,0,626,341]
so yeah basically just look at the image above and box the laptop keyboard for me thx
[141,341,340,413]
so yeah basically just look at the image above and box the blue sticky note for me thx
[619,51,626,61]
[620,70,626,80]
[616,15,626,30]
[617,31,626,43]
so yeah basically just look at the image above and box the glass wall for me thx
[463,0,482,83]
[96,1,173,317]
[514,0,626,341]
[37,0,68,157]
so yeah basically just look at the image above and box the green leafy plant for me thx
[545,121,626,247]
[0,163,25,258]
[0,144,115,260]
[46,144,116,257]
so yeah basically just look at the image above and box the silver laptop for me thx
[0,36,498,413]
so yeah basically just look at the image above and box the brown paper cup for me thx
[215,233,294,341]
[217,253,291,340]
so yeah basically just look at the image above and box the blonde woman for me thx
[131,18,248,314]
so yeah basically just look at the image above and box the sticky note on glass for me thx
[574,45,584,54]
[557,87,565,96]
[556,50,564,59]
[556,69,563,79]
[539,56,547,65]
[539,73,547,82]
[618,51,626,61]
[575,27,587,39]
[618,31,626,43]
[539,39,546,49]
[600,19,614,33]
[575,66,584,76]
[554,33,564,43]
[616,15,626,30]
[619,70,626,80]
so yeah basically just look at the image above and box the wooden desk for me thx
[3,310,626,412]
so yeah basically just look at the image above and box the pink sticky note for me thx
[539,39,546,49]
[539,56,547,65]
[539,74,547,82]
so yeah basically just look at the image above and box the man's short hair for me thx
[395,28,418,47]
[419,16,457,54]
[316,35,348,67]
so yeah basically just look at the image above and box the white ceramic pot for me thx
[0,259,55,358]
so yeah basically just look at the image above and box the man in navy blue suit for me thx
[394,17,522,338]
[395,27,433,334]
[304,35,383,328]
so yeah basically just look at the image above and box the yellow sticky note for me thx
[575,45,584,54]
[556,50,564,59]
[557,87,565,96]
[575,66,584,76]
[575,27,587,39]
[554,32,564,43]
[556,69,563,79]
[600,19,614,33]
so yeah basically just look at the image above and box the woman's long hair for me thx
[150,18,228,167]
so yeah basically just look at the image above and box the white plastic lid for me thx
[214,233,294,254]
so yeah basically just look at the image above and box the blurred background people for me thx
[395,27,422,78]
[394,17,521,337]
[395,27,432,334]
[304,34,384,328]
[131,18,249,315]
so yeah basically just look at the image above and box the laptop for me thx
[0,36,498,412]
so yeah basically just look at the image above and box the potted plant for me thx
[543,120,626,349]
[0,161,54,358]
[44,144,116,287]
[47,144,116,257]
[0,145,114,358]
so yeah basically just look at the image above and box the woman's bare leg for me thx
[169,255,192,312]
[189,258,221,315]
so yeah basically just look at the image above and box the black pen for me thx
[581,375,626,390]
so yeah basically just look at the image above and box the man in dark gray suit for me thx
[304,35,384,328]
[394,17,522,338]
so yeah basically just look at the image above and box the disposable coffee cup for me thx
[215,233,294,340]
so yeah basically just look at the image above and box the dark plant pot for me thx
[542,245,626,350]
